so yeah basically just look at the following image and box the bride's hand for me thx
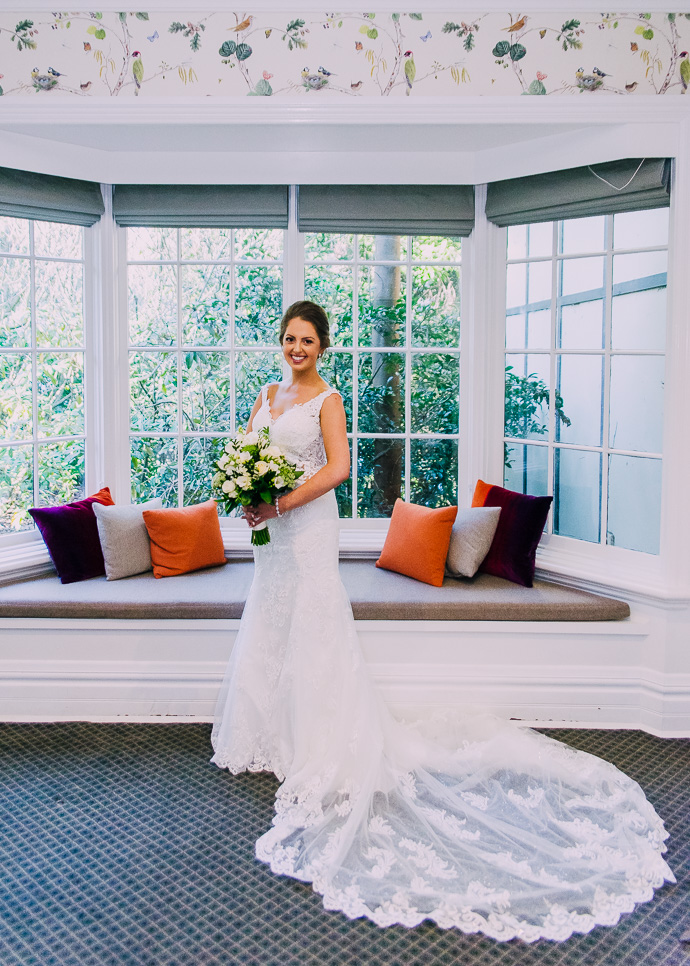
[243,501,278,527]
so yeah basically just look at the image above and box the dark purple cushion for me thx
[479,485,553,588]
[29,488,114,585]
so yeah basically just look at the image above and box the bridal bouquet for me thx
[211,427,303,546]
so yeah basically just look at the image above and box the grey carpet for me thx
[0,723,687,966]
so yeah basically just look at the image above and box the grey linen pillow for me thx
[93,498,163,580]
[445,506,502,579]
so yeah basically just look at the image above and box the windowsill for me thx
[1,524,684,605]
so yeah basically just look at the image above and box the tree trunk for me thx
[371,235,403,515]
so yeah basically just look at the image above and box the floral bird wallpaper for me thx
[0,11,688,99]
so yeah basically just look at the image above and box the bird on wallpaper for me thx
[575,67,602,91]
[230,15,253,33]
[404,50,416,96]
[503,15,528,32]
[592,67,610,79]
[132,51,144,94]
[301,67,328,90]
[680,52,690,92]
[31,67,58,91]
[47,67,66,78]
[317,66,333,78]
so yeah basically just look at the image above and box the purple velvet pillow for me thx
[478,484,552,587]
[29,488,114,584]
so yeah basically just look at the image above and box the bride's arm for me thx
[249,394,350,523]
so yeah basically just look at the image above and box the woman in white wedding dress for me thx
[211,301,674,942]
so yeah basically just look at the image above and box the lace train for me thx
[211,387,674,941]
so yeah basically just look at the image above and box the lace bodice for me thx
[253,384,340,481]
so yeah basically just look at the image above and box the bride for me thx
[211,300,674,942]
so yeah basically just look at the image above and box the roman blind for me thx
[485,158,671,227]
[298,184,475,236]
[0,166,104,226]
[112,184,289,228]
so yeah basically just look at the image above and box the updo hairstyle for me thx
[279,300,331,353]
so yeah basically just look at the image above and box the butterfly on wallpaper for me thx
[630,42,638,51]
[355,41,363,51]
[147,30,159,42]
[83,41,91,50]
[420,30,432,42]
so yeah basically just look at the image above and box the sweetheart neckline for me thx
[267,386,332,423]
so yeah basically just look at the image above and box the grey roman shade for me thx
[485,158,671,227]
[112,184,289,228]
[0,166,104,226]
[298,185,475,236]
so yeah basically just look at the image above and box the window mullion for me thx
[601,214,614,546]
[29,222,38,507]
[404,235,412,502]
[176,228,184,506]
[352,236,360,518]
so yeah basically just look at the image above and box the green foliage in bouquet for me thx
[211,426,303,545]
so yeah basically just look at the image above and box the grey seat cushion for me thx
[0,560,630,621]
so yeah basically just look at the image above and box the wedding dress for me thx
[211,385,674,942]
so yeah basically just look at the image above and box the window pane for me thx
[304,265,353,347]
[304,233,353,261]
[181,351,232,433]
[613,250,667,286]
[503,442,548,496]
[0,353,32,441]
[38,440,85,507]
[411,354,459,434]
[558,299,603,350]
[180,228,232,262]
[506,263,526,309]
[556,355,602,446]
[507,225,527,261]
[410,439,457,507]
[527,261,551,304]
[614,208,668,250]
[236,228,283,261]
[560,216,605,255]
[560,256,604,296]
[37,352,84,437]
[181,264,231,347]
[128,227,176,261]
[607,454,661,554]
[131,436,178,506]
[318,351,353,432]
[34,222,82,260]
[507,311,550,351]
[235,350,282,428]
[128,264,177,346]
[359,265,406,348]
[0,257,31,348]
[182,436,224,509]
[358,353,405,434]
[609,355,664,453]
[357,437,404,518]
[411,265,460,348]
[411,235,461,261]
[0,445,33,532]
[129,351,178,432]
[335,439,353,519]
[235,265,283,347]
[554,448,601,543]
[611,287,666,352]
[359,234,407,261]
[35,260,83,348]
[0,217,29,255]
[504,353,550,441]
[527,222,553,258]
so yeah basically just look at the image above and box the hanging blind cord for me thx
[587,158,646,191]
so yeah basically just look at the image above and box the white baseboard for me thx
[1,614,689,736]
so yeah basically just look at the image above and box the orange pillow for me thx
[376,499,457,587]
[142,500,225,578]
[471,479,493,508]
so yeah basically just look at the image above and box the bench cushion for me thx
[0,560,630,622]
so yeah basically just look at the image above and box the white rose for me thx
[244,430,259,445]
[240,450,252,462]
[267,461,280,473]
[222,479,236,495]
[265,445,281,458]
[255,460,269,476]
[237,475,252,490]
[274,476,285,489]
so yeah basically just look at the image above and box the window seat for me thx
[0,559,630,622]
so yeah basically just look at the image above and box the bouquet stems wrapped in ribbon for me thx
[212,427,303,546]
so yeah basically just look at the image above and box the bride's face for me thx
[281,317,322,374]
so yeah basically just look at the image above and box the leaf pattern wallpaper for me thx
[0,11,688,98]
